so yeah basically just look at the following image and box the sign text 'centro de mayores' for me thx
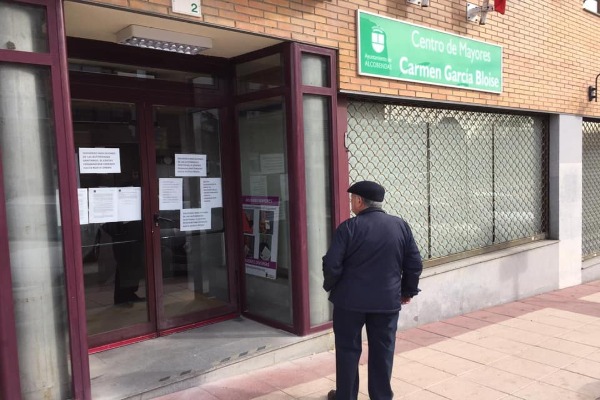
[357,10,503,94]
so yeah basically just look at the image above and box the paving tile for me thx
[290,352,336,377]
[584,349,600,363]
[484,302,542,318]
[252,362,321,391]
[201,373,280,400]
[397,328,448,347]
[559,330,600,347]
[390,376,422,397]
[419,321,473,338]
[392,361,454,388]
[580,292,600,303]
[427,376,507,400]
[513,381,594,400]
[564,358,600,380]
[434,340,508,365]
[418,351,483,375]
[539,369,600,397]
[515,345,578,368]
[252,391,295,400]
[463,310,513,324]
[400,389,451,399]
[515,311,586,329]
[483,324,547,346]
[534,308,599,323]
[444,315,495,330]
[553,284,600,299]
[460,366,533,394]
[401,346,445,361]
[457,335,534,355]
[394,338,424,354]
[156,386,220,400]
[488,355,558,380]
[534,336,598,357]
[497,316,571,337]
[281,377,333,398]
[394,355,415,366]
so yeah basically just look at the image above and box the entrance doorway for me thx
[70,60,238,348]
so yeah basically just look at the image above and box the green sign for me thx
[357,10,503,93]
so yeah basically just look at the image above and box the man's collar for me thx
[357,207,385,215]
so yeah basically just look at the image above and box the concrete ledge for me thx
[400,240,561,330]
[583,255,600,282]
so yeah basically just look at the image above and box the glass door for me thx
[151,106,233,330]
[73,100,153,347]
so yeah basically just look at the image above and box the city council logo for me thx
[371,26,385,53]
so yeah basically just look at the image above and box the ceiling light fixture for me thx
[116,25,213,55]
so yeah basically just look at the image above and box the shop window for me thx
[346,101,548,265]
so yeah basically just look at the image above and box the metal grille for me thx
[347,100,548,264]
[583,120,600,259]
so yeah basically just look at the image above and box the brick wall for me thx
[85,0,600,116]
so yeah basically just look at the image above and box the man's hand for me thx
[401,296,412,305]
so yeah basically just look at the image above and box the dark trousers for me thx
[333,307,399,400]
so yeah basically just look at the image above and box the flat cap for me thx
[347,180,385,202]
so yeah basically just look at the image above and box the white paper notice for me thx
[159,178,183,210]
[78,188,89,225]
[201,178,222,208]
[89,188,119,223]
[250,175,267,197]
[260,153,285,174]
[175,154,207,177]
[117,187,141,222]
[79,148,121,174]
[180,208,211,231]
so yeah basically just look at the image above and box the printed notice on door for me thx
[89,188,119,223]
[180,208,211,231]
[242,196,280,280]
[78,188,89,225]
[201,177,222,208]
[79,148,121,174]
[159,178,183,210]
[175,154,207,177]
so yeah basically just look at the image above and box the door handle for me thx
[153,213,174,227]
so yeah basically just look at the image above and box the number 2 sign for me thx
[172,0,201,17]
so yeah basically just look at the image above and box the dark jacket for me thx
[322,207,422,312]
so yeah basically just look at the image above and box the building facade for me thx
[1,0,600,397]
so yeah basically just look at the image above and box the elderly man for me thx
[323,180,423,400]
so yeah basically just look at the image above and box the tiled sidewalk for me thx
[156,281,600,400]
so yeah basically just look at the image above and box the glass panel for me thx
[238,98,293,325]
[0,63,71,399]
[72,100,149,335]
[303,95,333,326]
[0,1,48,53]
[301,54,329,87]
[235,54,283,95]
[153,107,229,320]
[69,60,216,87]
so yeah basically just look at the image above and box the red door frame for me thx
[231,42,342,336]
[67,38,239,346]
[0,0,91,398]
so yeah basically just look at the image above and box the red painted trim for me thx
[158,313,238,336]
[336,96,350,224]
[49,1,92,397]
[288,43,309,335]
[0,152,23,400]
[89,333,158,354]
[0,49,52,65]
